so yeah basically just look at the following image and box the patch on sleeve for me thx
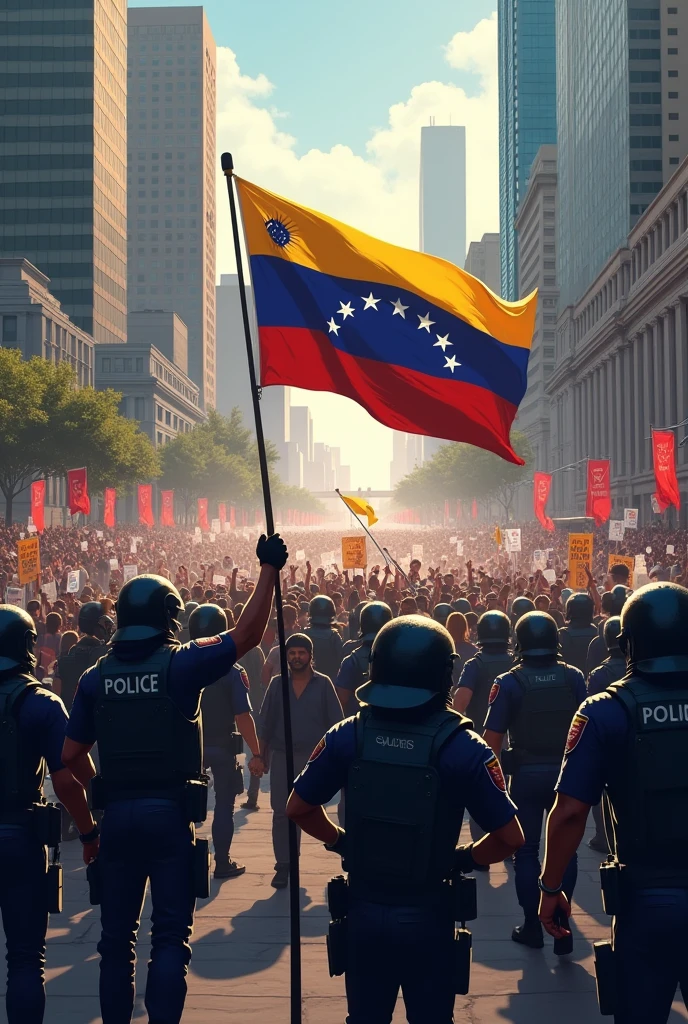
[239,668,250,690]
[565,712,589,755]
[484,754,506,792]
[308,736,326,762]
[488,682,500,705]
[192,635,222,648]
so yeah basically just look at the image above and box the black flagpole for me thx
[221,152,302,1024]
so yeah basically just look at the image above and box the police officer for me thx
[432,602,453,627]
[539,583,688,1023]
[484,611,586,950]
[586,585,630,676]
[0,606,98,1024]
[177,601,199,646]
[335,601,392,715]
[304,595,343,682]
[189,604,264,880]
[454,610,513,726]
[61,533,287,1024]
[286,616,524,1023]
[54,601,114,711]
[510,596,535,630]
[558,593,597,674]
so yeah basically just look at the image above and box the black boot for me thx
[511,913,544,949]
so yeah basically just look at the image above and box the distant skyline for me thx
[130,1,500,488]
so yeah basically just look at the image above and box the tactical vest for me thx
[0,676,44,815]
[95,645,202,800]
[305,626,343,682]
[508,661,579,765]
[587,655,626,697]
[58,638,105,710]
[559,624,597,674]
[465,651,513,732]
[201,671,238,749]
[606,675,688,885]
[345,707,469,905]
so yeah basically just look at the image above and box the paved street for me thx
[2,779,687,1023]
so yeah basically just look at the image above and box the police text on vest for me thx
[376,735,415,749]
[642,703,688,724]
[104,674,159,695]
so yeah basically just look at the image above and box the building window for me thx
[157,431,163,445]
[114,358,124,372]
[668,6,678,12]
[668,70,679,77]
[2,316,18,345]
[135,397,145,420]
[173,415,178,429]
[136,357,144,373]
[667,28,678,36]
[669,134,679,140]
[102,357,111,372]
[165,410,171,425]
[668,48,678,54]
[669,112,679,120]
[669,156,680,164]
[156,405,163,421]
[669,92,679,99]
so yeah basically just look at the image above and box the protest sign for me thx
[667,544,675,555]
[608,520,625,542]
[208,532,216,543]
[96,530,104,539]
[80,540,88,552]
[623,508,638,530]
[608,554,634,588]
[17,538,40,585]
[212,574,227,586]
[211,519,221,535]
[67,571,80,593]
[123,565,138,582]
[130,539,137,554]
[42,580,57,603]
[27,523,37,535]
[568,533,594,589]
[504,529,522,553]
[5,587,25,609]
[543,569,557,584]
[342,536,367,570]
[296,549,306,561]
[456,540,464,556]
[109,558,119,570]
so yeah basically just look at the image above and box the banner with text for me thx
[586,459,611,525]
[341,536,367,569]
[533,472,555,531]
[17,537,40,585]
[568,533,594,590]
[652,429,681,511]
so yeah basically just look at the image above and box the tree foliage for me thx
[394,432,533,521]
[0,349,159,523]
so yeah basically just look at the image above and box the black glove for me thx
[324,826,347,857]
[453,843,480,874]
[256,533,288,570]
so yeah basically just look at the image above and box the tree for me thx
[394,432,533,521]
[159,428,254,522]
[0,350,159,523]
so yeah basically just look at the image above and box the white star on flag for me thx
[391,298,408,318]
[361,292,381,310]
[338,301,355,319]
[417,312,435,332]
[434,334,452,351]
[444,355,461,374]
[327,318,341,335]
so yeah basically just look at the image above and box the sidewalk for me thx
[2,781,687,1023]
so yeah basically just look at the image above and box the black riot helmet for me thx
[619,582,688,674]
[511,596,535,625]
[603,615,623,654]
[432,603,453,627]
[515,611,559,658]
[188,602,227,641]
[610,584,631,615]
[566,592,594,624]
[451,598,472,615]
[359,601,393,640]
[357,615,454,709]
[0,604,38,672]
[78,601,114,643]
[309,594,336,627]
[112,574,183,643]
[477,609,511,648]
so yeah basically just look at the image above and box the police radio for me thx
[326,875,348,977]
[450,872,477,994]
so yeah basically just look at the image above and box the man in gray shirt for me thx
[259,632,343,888]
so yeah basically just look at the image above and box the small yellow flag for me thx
[495,526,502,547]
[340,493,378,527]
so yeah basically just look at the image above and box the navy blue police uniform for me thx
[587,653,626,697]
[294,718,516,1023]
[67,590,241,1024]
[485,611,586,945]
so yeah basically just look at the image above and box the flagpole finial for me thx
[221,152,234,176]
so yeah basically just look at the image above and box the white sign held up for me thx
[123,565,138,582]
[67,571,80,593]
[608,520,625,542]
[623,508,638,530]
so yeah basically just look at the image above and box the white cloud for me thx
[214,13,498,487]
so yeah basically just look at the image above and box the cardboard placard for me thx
[109,558,119,570]
[667,544,675,555]
[67,571,80,593]
[341,536,367,570]
[5,586,25,608]
[130,540,137,554]
[504,528,521,553]
[123,564,138,582]
[211,518,221,535]
[608,520,625,542]
[42,580,57,603]
[623,508,638,530]
[456,540,464,556]
[568,533,594,590]
[608,554,634,588]
[543,569,557,583]
[27,523,37,535]
[212,574,227,586]
[17,537,40,585]
[96,530,104,539]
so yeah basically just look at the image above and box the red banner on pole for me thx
[471,499,478,520]
[652,429,681,511]
[104,488,116,528]
[533,472,555,532]
[160,489,175,527]
[585,459,611,526]
[230,506,236,528]
[31,480,45,533]
[197,497,209,531]
[138,484,154,527]
[67,467,90,516]
[456,501,462,522]
[218,502,227,526]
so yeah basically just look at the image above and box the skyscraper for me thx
[464,233,501,295]
[557,0,688,308]
[419,124,466,268]
[0,0,128,343]
[127,6,217,408]
[498,0,557,301]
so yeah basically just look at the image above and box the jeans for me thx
[204,746,237,861]
[270,750,309,869]
[509,765,577,914]
[345,899,456,1023]
[0,826,48,1024]
[97,798,195,1024]
[613,887,688,1023]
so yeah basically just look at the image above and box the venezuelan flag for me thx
[236,178,536,464]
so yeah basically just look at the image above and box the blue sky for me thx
[130,0,497,156]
